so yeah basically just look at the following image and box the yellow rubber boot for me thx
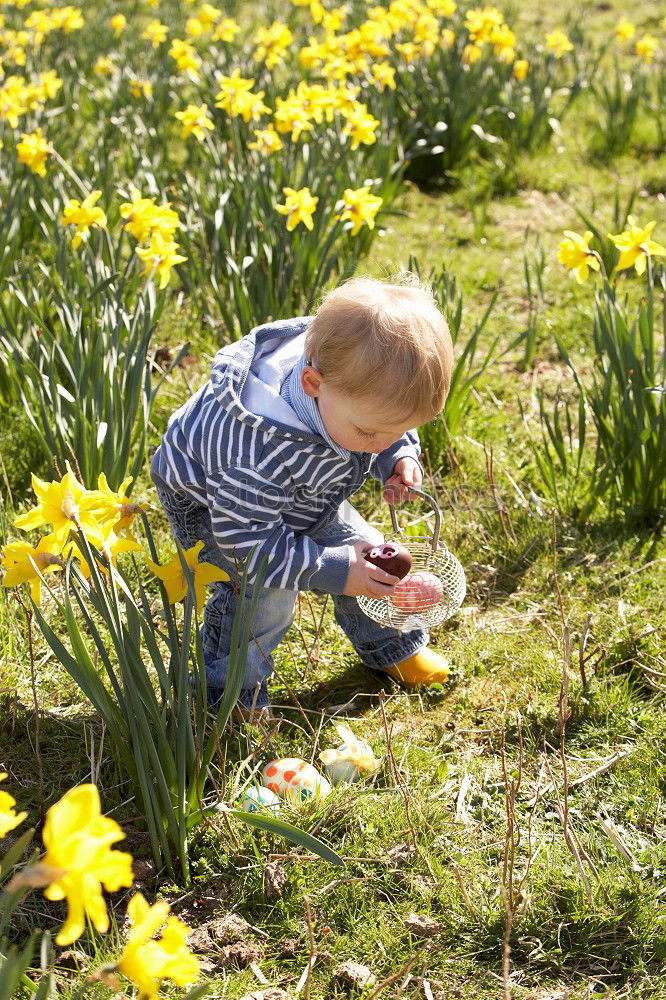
[384,646,450,687]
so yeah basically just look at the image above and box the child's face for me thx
[301,366,420,454]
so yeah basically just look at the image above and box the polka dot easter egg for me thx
[240,785,281,814]
[261,758,332,804]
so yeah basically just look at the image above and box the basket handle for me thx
[388,486,442,554]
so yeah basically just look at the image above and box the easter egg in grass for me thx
[363,542,412,580]
[390,571,443,612]
[261,757,332,803]
[319,723,381,785]
[240,785,281,813]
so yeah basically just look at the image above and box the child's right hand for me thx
[343,542,401,598]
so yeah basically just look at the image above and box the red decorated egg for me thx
[364,542,412,580]
[261,757,332,803]
[390,571,444,612]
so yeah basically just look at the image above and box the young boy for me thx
[150,274,454,719]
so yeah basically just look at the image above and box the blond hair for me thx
[305,272,454,423]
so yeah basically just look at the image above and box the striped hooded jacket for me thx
[150,316,423,594]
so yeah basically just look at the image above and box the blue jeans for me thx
[152,481,428,707]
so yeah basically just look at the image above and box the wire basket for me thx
[357,486,466,633]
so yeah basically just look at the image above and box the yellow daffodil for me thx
[214,68,254,98]
[428,0,457,15]
[142,19,168,47]
[275,186,318,232]
[16,126,51,176]
[87,473,148,533]
[197,4,222,29]
[63,518,143,579]
[214,73,270,123]
[0,773,27,838]
[169,38,201,77]
[441,28,455,48]
[174,102,214,141]
[41,785,134,946]
[512,58,530,81]
[135,231,188,290]
[1,535,65,605]
[545,29,573,59]
[34,69,61,102]
[298,39,326,70]
[557,230,600,283]
[248,125,284,155]
[465,6,503,43]
[146,540,229,609]
[61,190,107,248]
[395,41,421,63]
[615,18,635,42]
[110,13,126,36]
[185,15,205,37]
[609,219,666,275]
[341,106,379,149]
[371,61,396,91]
[130,79,153,99]
[53,6,84,32]
[462,42,482,64]
[212,17,240,42]
[337,186,383,235]
[253,21,293,69]
[14,463,105,546]
[94,55,115,76]
[120,188,180,243]
[322,5,346,32]
[273,95,314,141]
[117,893,199,999]
[490,23,516,62]
[635,34,659,63]
[1,77,28,129]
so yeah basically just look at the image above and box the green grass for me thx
[2,0,666,997]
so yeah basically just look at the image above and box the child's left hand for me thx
[383,458,422,504]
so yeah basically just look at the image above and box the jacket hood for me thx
[209,317,323,442]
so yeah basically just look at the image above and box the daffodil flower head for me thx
[0,773,27,838]
[1,534,65,605]
[61,190,107,249]
[337,186,383,235]
[275,186,319,231]
[119,188,180,243]
[557,230,600,283]
[117,892,199,998]
[14,462,105,546]
[16,126,51,176]
[545,28,574,59]
[41,784,134,945]
[340,105,379,149]
[608,218,666,276]
[64,517,143,580]
[88,473,148,533]
[174,102,214,141]
[146,540,229,609]
[135,231,188,290]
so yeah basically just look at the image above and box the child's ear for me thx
[301,365,323,397]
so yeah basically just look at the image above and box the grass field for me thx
[1,0,665,997]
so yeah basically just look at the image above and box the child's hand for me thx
[343,542,401,598]
[383,457,423,504]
